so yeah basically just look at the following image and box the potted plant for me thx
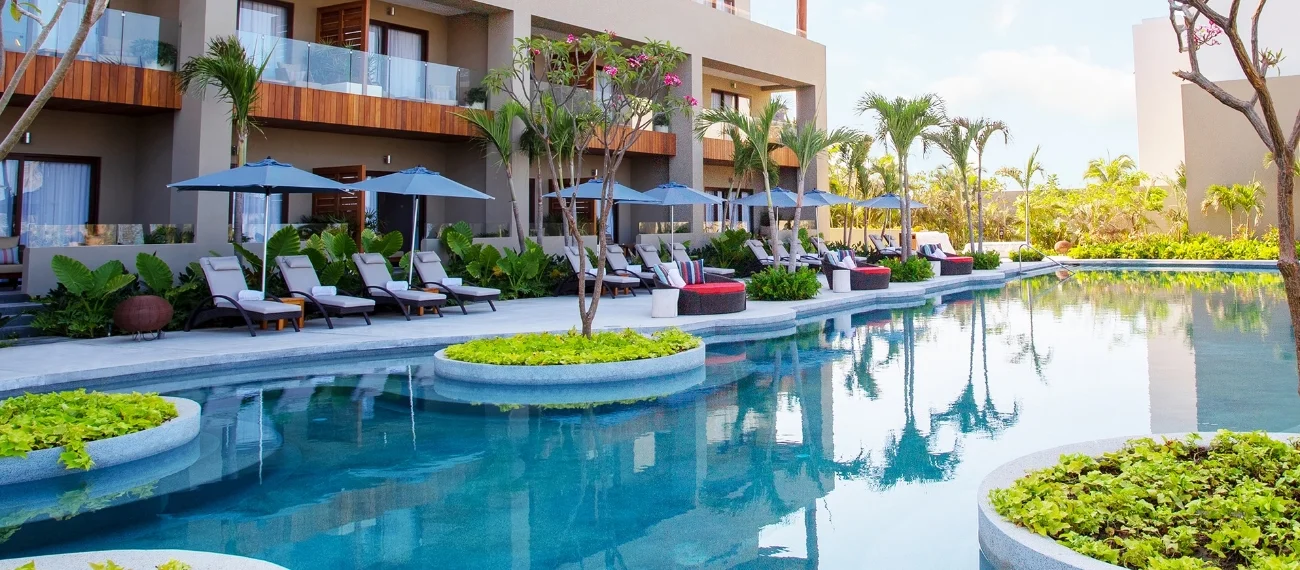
[466,86,488,109]
[652,113,671,133]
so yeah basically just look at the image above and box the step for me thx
[0,301,39,316]
[0,291,29,305]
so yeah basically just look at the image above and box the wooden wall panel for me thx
[703,136,798,168]
[3,52,180,110]
[254,83,484,138]
[587,126,677,157]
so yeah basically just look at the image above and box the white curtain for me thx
[0,161,15,238]
[238,1,289,37]
[387,28,424,100]
[241,193,284,242]
[21,161,92,246]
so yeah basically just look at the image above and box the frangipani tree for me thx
[695,101,787,252]
[779,120,858,271]
[856,93,946,261]
[485,32,692,337]
[0,0,111,160]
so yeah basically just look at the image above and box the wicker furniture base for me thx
[655,273,747,316]
[928,256,974,276]
[821,260,891,290]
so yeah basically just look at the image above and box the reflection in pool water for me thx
[1,271,1297,569]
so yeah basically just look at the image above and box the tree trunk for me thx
[533,161,544,241]
[232,127,249,243]
[1273,160,1300,395]
[0,1,70,123]
[0,0,99,161]
[963,178,974,252]
[763,172,779,261]
[900,155,911,262]
[976,157,985,253]
[789,170,805,272]
[505,165,526,251]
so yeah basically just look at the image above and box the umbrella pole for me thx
[669,207,675,247]
[408,195,419,284]
[261,193,271,293]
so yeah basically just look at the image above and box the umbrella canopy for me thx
[348,166,494,200]
[543,178,657,203]
[168,158,353,195]
[640,182,724,206]
[350,167,494,282]
[169,157,352,294]
[859,194,927,210]
[733,187,837,208]
[638,182,723,246]
[806,189,857,206]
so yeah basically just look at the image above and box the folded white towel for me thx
[237,290,264,302]
[311,286,337,297]
[442,278,463,287]
[627,264,642,273]
[385,280,409,291]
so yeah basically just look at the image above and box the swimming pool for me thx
[2,270,1297,569]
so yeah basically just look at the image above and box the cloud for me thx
[844,1,887,20]
[995,0,1020,31]
[930,46,1136,122]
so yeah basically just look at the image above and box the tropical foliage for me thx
[881,257,934,282]
[1201,180,1265,237]
[746,266,822,301]
[856,93,946,261]
[444,328,700,366]
[30,256,137,338]
[1069,232,1281,261]
[438,221,563,300]
[0,390,177,470]
[971,251,1001,270]
[696,228,765,278]
[134,253,205,331]
[990,432,1300,569]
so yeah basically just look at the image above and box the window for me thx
[368,22,428,100]
[710,90,751,114]
[237,0,293,38]
[0,157,97,247]
[717,0,737,14]
[706,188,751,231]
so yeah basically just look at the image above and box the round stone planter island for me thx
[0,396,202,486]
[978,432,1300,570]
[434,345,707,385]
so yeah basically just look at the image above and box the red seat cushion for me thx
[943,256,974,263]
[683,282,746,295]
[852,266,890,276]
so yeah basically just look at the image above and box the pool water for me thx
[2,271,1298,569]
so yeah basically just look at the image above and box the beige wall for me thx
[0,109,181,226]
[1182,76,1300,235]
[114,0,180,20]
[281,0,453,65]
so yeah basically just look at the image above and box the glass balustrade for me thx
[1,2,178,71]
[239,32,474,106]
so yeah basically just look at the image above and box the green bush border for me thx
[443,329,701,366]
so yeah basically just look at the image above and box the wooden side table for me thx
[260,297,306,331]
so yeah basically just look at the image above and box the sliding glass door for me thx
[0,157,95,246]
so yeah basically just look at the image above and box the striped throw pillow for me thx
[0,247,17,264]
[651,263,671,284]
[838,249,857,267]
[677,260,706,285]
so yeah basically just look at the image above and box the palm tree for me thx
[178,35,271,243]
[459,101,528,250]
[727,125,773,231]
[518,123,546,240]
[695,101,787,252]
[1202,180,1265,237]
[836,134,873,245]
[922,121,977,250]
[996,145,1045,245]
[779,120,858,271]
[1083,154,1140,187]
[855,93,946,261]
[967,118,1010,253]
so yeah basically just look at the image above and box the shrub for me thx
[0,390,178,470]
[746,267,822,301]
[880,257,934,282]
[444,328,700,366]
[1008,248,1045,262]
[971,251,1002,270]
[698,229,764,277]
[1068,233,1280,260]
[134,254,206,331]
[437,222,563,300]
[30,256,137,338]
[990,432,1300,570]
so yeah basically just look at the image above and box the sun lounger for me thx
[186,256,304,337]
[746,240,778,267]
[606,245,655,289]
[412,251,500,314]
[773,241,817,267]
[276,255,375,328]
[352,252,446,319]
[634,243,665,269]
[787,241,824,266]
[560,246,642,298]
[670,243,736,277]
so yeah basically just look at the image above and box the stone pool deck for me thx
[0,260,1071,393]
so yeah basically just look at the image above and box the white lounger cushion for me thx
[388,289,446,303]
[314,295,376,309]
[222,299,302,315]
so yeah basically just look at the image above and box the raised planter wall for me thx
[433,345,707,386]
[0,396,201,486]
[0,549,287,570]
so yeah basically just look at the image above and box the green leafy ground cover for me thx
[881,257,934,282]
[444,329,700,366]
[990,432,1300,570]
[972,251,1002,270]
[746,267,822,301]
[1069,233,1280,261]
[0,390,178,470]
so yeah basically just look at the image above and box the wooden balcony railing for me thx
[252,83,480,138]
[4,52,180,111]
[703,137,798,168]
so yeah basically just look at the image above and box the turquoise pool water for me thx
[2,270,1298,569]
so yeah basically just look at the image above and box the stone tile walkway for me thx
[0,262,1063,393]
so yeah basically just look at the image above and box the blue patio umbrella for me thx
[542,178,658,203]
[169,157,353,293]
[639,182,723,245]
[858,194,927,240]
[733,187,837,208]
[807,188,857,206]
[350,167,494,282]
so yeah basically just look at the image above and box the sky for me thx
[797,0,1171,187]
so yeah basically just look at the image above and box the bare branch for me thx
[0,0,69,113]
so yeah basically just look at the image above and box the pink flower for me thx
[663,74,682,87]
[605,66,619,77]
[627,57,641,69]
[605,29,617,37]
[685,95,698,107]
[531,48,541,56]
[566,34,577,44]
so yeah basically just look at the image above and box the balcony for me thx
[691,0,807,37]
[240,32,484,138]
[702,136,799,168]
[1,3,180,111]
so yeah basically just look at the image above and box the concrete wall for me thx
[24,243,234,296]
[1181,76,1300,235]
